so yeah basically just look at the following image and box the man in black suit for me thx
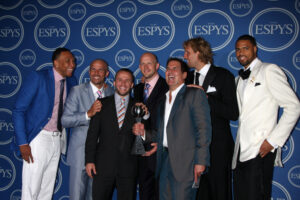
[184,37,239,200]
[133,52,168,200]
[85,69,147,200]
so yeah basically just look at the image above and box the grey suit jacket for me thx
[61,82,114,169]
[155,85,212,182]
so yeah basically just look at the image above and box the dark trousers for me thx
[233,151,276,200]
[92,175,136,200]
[159,149,197,200]
[138,152,159,200]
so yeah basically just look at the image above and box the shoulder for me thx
[212,65,234,77]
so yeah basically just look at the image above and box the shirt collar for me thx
[166,83,184,99]
[246,57,259,71]
[90,82,104,95]
[195,63,211,77]
[145,73,159,89]
[53,68,64,82]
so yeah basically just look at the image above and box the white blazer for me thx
[232,59,300,169]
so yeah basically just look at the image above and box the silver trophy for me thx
[131,104,146,155]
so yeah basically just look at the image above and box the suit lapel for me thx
[167,85,185,128]
[86,82,95,105]
[202,66,215,92]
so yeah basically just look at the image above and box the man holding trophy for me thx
[85,68,148,200]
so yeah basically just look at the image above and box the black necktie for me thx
[195,72,200,85]
[57,79,65,132]
[239,68,251,80]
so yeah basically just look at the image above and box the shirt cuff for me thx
[267,139,278,149]
[85,112,91,120]
[143,113,150,120]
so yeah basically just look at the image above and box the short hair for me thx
[236,34,257,46]
[115,68,134,83]
[90,58,109,70]
[166,57,188,73]
[183,37,214,64]
[52,47,71,63]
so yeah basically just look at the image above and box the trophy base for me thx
[131,136,146,155]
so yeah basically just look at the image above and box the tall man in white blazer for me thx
[232,34,300,200]
[61,59,114,200]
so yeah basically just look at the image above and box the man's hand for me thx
[142,143,157,157]
[259,139,274,158]
[86,163,97,178]
[87,100,102,118]
[132,122,145,136]
[20,144,34,163]
[135,102,149,115]
[194,164,205,184]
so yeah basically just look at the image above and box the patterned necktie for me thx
[97,89,103,99]
[57,79,65,132]
[117,98,126,128]
[195,72,200,85]
[143,83,150,103]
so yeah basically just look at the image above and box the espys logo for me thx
[281,136,294,164]
[79,65,116,87]
[34,14,70,51]
[288,165,300,188]
[21,4,38,22]
[133,11,175,51]
[37,0,67,9]
[68,3,86,21]
[137,0,164,5]
[81,13,120,51]
[10,189,21,200]
[188,9,234,51]
[71,49,84,67]
[0,62,22,98]
[117,1,137,20]
[229,0,253,17]
[171,0,192,18]
[54,169,62,193]
[115,49,135,68]
[0,0,23,10]
[296,0,300,14]
[0,155,16,191]
[227,50,242,70]
[36,63,52,71]
[0,15,24,51]
[19,49,36,67]
[249,8,299,52]
[199,0,220,3]
[134,65,166,85]
[169,49,185,60]
[0,108,14,145]
[292,50,300,70]
[85,0,114,7]
[271,181,291,200]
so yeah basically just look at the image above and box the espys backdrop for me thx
[0,0,300,199]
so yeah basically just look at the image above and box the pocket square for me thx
[207,85,217,93]
[255,82,261,87]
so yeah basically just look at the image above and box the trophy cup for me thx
[131,104,146,155]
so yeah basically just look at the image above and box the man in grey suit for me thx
[61,59,114,200]
[133,57,212,200]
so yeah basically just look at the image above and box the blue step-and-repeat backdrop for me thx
[1,0,300,199]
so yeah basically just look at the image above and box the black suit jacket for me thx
[85,95,137,178]
[186,65,238,161]
[133,76,168,171]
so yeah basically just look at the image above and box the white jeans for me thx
[21,130,62,200]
